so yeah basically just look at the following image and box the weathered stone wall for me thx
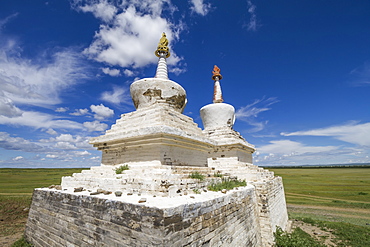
[25,187,263,247]
[252,177,289,246]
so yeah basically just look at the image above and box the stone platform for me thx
[26,184,265,247]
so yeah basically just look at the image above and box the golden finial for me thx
[212,65,223,80]
[155,32,171,58]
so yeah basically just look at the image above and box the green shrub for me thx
[208,178,246,191]
[274,226,325,247]
[12,236,33,247]
[189,172,205,180]
[115,165,129,174]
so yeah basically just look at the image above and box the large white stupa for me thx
[25,33,289,247]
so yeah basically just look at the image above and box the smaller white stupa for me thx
[200,65,255,163]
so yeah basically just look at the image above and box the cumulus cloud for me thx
[46,128,58,135]
[100,85,130,105]
[90,104,114,120]
[245,0,259,31]
[123,69,135,77]
[13,156,24,161]
[40,133,95,151]
[77,0,118,22]
[74,150,91,156]
[189,0,211,16]
[281,121,370,147]
[83,120,108,132]
[70,108,89,116]
[236,97,279,132]
[55,107,69,112]
[72,0,184,68]
[102,67,121,76]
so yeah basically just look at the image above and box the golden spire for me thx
[155,32,170,58]
[212,65,223,80]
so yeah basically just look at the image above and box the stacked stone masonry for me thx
[26,187,264,247]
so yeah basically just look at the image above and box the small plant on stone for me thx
[115,165,129,174]
[208,178,246,192]
[189,172,205,180]
[193,189,201,194]
[214,172,223,178]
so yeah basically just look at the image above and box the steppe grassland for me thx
[0,168,87,237]
[269,167,370,226]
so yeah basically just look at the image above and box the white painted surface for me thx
[200,103,235,129]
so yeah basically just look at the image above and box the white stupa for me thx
[200,66,255,163]
[26,34,289,247]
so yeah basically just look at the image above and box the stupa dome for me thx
[130,33,187,113]
[200,65,236,129]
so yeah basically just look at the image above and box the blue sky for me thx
[1,0,370,168]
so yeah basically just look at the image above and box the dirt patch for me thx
[290,219,337,246]
[0,231,23,247]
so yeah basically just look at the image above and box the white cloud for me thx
[83,120,108,132]
[40,134,95,151]
[350,62,370,85]
[123,69,135,77]
[0,45,90,107]
[74,150,91,156]
[100,85,130,105]
[236,97,279,132]
[46,128,58,135]
[78,0,117,22]
[190,0,211,16]
[0,132,50,152]
[46,154,58,159]
[0,13,19,30]
[0,91,23,117]
[281,121,370,146]
[90,104,114,120]
[55,107,69,112]
[0,111,83,130]
[102,67,121,76]
[258,140,338,155]
[13,156,24,161]
[169,67,186,75]
[70,108,89,116]
[245,0,258,31]
[73,0,183,69]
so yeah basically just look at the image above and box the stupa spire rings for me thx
[212,65,223,81]
[155,32,171,58]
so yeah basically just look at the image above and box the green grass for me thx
[0,168,88,195]
[11,236,33,247]
[115,165,129,174]
[297,217,370,247]
[274,226,326,247]
[207,178,246,191]
[189,171,205,180]
[0,168,87,239]
[269,167,370,209]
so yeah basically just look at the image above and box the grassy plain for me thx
[0,168,87,240]
[269,167,370,226]
[1,167,369,246]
